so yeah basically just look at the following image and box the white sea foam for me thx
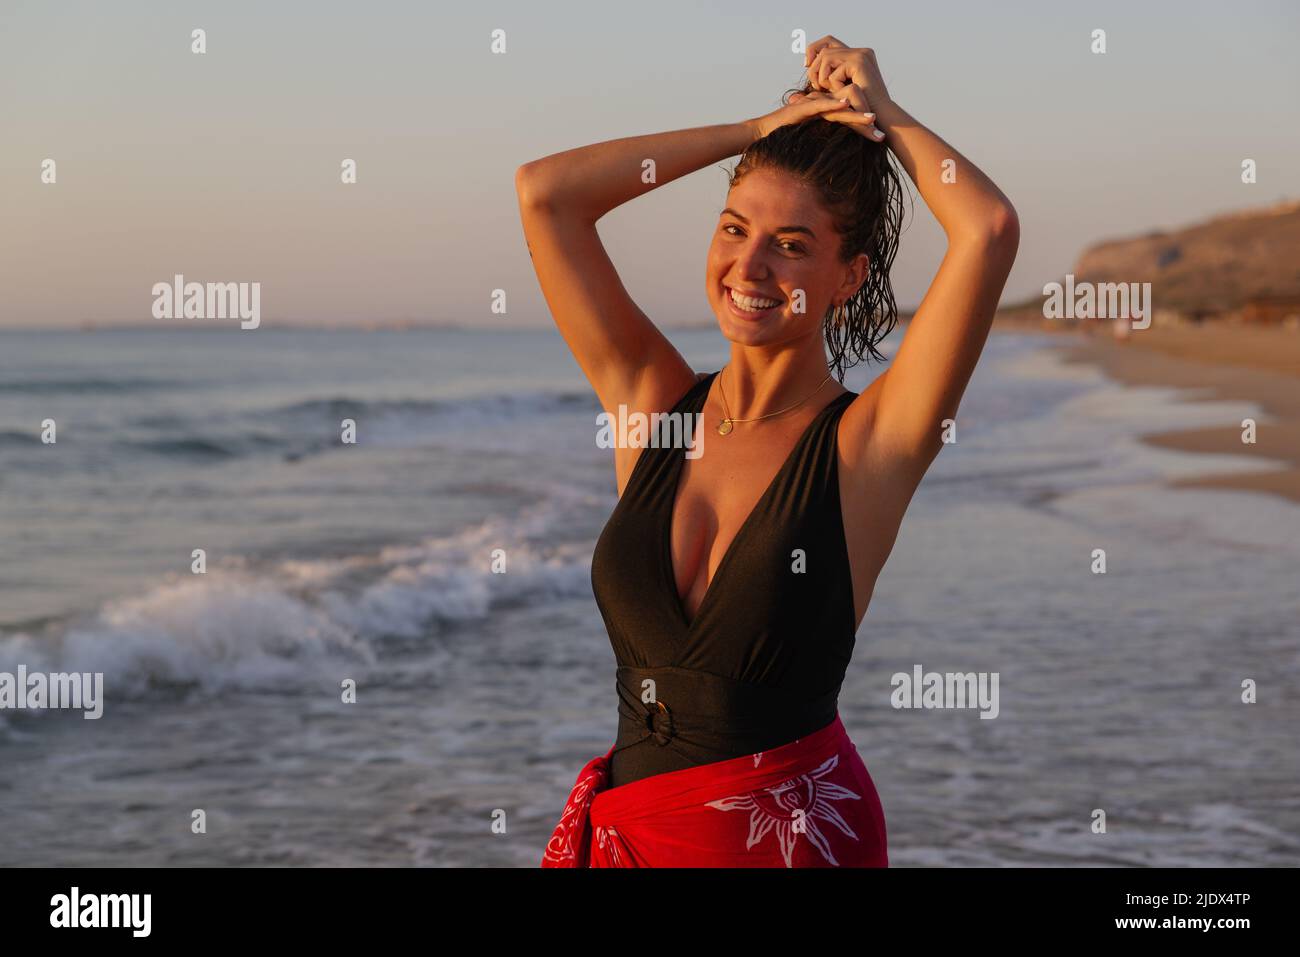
[0,491,596,700]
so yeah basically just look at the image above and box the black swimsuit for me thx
[590,370,860,788]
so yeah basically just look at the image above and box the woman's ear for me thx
[850,252,871,297]
[837,253,870,303]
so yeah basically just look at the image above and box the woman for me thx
[519,36,1018,867]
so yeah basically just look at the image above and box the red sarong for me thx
[541,712,887,867]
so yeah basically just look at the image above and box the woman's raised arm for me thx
[802,37,1020,486]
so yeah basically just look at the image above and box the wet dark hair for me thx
[726,80,907,380]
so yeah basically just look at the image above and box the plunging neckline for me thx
[664,371,854,634]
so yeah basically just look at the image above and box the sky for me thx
[2,0,1298,328]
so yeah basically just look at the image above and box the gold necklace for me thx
[716,366,834,435]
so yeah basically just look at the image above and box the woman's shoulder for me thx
[682,369,718,406]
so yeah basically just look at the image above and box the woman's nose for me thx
[733,241,771,279]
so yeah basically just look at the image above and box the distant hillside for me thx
[1073,198,1300,316]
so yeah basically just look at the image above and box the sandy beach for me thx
[1051,321,1300,504]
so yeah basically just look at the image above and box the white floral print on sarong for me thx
[594,825,625,866]
[543,767,601,865]
[705,752,861,866]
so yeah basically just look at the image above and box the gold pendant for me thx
[717,418,734,435]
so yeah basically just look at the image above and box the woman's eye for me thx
[722,224,803,254]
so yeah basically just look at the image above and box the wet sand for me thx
[1051,322,1300,503]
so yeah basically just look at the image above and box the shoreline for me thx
[1041,322,1300,505]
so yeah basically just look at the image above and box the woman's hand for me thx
[798,35,892,140]
[747,91,859,140]
[787,89,885,142]
[804,35,891,107]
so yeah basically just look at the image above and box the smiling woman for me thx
[518,34,1018,868]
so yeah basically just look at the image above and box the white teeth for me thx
[729,288,781,311]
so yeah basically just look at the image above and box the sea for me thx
[1,325,1296,866]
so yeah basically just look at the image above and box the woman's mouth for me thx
[725,286,784,319]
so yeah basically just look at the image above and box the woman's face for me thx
[706,166,865,350]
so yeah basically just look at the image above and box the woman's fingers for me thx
[835,79,868,112]
[753,90,852,138]
[788,84,883,140]
[825,83,886,141]
[804,34,849,68]
[836,110,885,142]
[806,50,831,91]
[816,50,841,91]
[806,36,851,88]
[807,95,853,116]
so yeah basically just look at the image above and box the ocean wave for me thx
[98,390,601,465]
[0,430,42,448]
[124,437,241,459]
[0,377,186,395]
[272,390,595,424]
[0,491,598,703]
[0,577,374,699]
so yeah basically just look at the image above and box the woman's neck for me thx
[720,343,841,418]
